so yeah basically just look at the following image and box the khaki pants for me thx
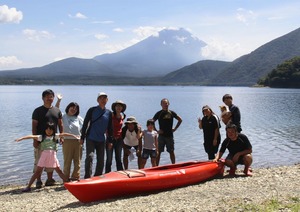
[34,147,54,173]
[63,139,82,179]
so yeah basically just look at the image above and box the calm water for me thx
[0,85,299,185]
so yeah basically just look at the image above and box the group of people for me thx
[16,89,253,192]
[198,94,253,177]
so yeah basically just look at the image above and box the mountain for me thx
[1,27,300,86]
[211,27,300,86]
[0,57,114,84]
[93,28,207,77]
[162,60,231,85]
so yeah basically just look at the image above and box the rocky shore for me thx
[0,164,299,211]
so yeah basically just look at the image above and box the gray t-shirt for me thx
[143,130,158,150]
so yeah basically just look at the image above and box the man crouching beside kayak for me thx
[213,124,253,176]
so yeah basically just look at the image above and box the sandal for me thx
[22,187,31,192]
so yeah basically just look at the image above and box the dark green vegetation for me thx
[258,56,300,88]
[1,27,300,87]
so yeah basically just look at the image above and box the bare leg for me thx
[151,158,157,167]
[26,166,44,189]
[156,151,161,166]
[123,148,129,170]
[225,159,236,176]
[55,167,69,182]
[170,151,175,164]
[243,154,253,176]
[137,156,142,169]
[140,158,146,169]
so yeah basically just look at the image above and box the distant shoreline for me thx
[1,163,299,211]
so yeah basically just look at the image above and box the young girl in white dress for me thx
[15,122,79,192]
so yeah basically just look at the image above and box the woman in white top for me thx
[121,116,142,169]
[56,94,83,180]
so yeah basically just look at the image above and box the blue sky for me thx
[1,0,300,70]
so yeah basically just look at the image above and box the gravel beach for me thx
[1,164,299,211]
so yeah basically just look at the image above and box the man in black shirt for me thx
[153,98,182,165]
[32,89,63,187]
[213,124,252,176]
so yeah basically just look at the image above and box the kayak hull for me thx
[64,161,224,203]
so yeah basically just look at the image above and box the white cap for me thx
[97,92,107,99]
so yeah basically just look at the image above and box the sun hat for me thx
[111,100,127,112]
[97,92,107,99]
[125,116,138,125]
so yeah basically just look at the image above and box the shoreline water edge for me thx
[0,164,299,211]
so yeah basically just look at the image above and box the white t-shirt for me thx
[123,130,139,146]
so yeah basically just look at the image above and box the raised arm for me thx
[55,93,63,108]
[16,135,39,142]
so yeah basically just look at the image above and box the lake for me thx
[0,85,299,185]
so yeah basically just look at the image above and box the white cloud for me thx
[236,8,256,25]
[22,29,55,41]
[0,56,22,67]
[94,33,108,40]
[201,38,244,61]
[76,12,87,19]
[0,5,23,23]
[68,12,87,19]
[113,28,124,32]
[91,20,114,24]
[133,26,164,39]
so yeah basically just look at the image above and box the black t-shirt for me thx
[32,106,62,134]
[201,114,221,144]
[229,104,242,132]
[219,133,252,156]
[153,110,178,137]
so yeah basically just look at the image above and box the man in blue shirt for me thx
[81,92,113,178]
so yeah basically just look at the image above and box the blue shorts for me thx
[158,136,174,153]
[141,149,157,159]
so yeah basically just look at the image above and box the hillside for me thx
[258,56,300,88]
[162,60,230,85]
[211,27,300,86]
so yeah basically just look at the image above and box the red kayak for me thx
[64,161,224,203]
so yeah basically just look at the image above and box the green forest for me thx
[258,56,300,88]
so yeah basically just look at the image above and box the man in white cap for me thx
[81,92,113,178]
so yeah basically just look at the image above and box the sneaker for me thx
[22,187,31,192]
[36,180,43,189]
[69,177,79,181]
[45,179,56,186]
